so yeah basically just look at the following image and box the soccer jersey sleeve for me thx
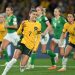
[43,16,49,22]
[17,21,25,35]
[33,23,41,52]
[63,23,68,33]
[13,17,17,25]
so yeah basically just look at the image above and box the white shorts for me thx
[52,38,66,47]
[4,32,20,46]
[41,33,49,44]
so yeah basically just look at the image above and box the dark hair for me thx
[6,6,14,11]
[67,12,75,18]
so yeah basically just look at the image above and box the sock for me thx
[7,44,11,57]
[2,58,17,75]
[3,49,10,62]
[55,53,59,63]
[46,50,56,65]
[26,57,31,68]
[62,57,68,69]
[55,53,59,57]
[46,50,56,57]
[31,52,36,65]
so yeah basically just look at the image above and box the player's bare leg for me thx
[41,44,47,53]
[58,45,72,72]
[1,39,10,50]
[20,54,29,72]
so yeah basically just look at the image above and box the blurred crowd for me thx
[0,0,75,24]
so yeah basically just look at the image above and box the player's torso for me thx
[36,15,47,33]
[65,22,75,44]
[52,16,66,39]
[0,23,7,41]
[6,15,17,33]
[21,21,41,49]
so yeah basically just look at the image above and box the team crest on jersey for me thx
[34,26,38,31]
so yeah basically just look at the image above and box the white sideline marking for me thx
[0,65,75,68]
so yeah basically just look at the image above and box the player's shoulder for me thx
[64,22,69,25]
[12,15,17,18]
[64,22,69,27]
[36,21,41,28]
[21,20,28,24]
[36,21,41,25]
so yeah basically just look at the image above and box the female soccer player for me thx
[0,6,20,53]
[2,9,41,75]
[58,13,75,71]
[48,7,67,70]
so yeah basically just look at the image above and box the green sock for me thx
[46,50,56,65]
[3,49,10,62]
[31,52,36,65]
[46,50,56,57]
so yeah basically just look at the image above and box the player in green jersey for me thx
[48,7,67,70]
[0,6,20,60]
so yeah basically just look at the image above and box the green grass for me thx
[0,58,75,75]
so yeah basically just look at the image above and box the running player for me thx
[48,7,67,70]
[58,13,75,71]
[0,14,7,59]
[26,6,56,70]
[0,6,20,54]
[1,9,41,75]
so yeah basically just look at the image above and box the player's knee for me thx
[64,54,69,58]
[60,53,64,57]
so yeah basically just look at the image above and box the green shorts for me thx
[16,42,32,57]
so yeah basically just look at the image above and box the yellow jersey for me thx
[0,22,7,41]
[63,22,75,44]
[17,20,41,51]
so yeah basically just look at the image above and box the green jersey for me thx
[6,15,17,33]
[51,16,66,39]
[36,15,48,33]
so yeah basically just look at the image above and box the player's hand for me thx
[4,25,9,28]
[41,33,45,36]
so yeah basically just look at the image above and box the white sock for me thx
[62,57,68,69]
[7,44,11,57]
[2,58,17,75]
[55,53,59,63]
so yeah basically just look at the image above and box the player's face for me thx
[54,9,60,17]
[67,14,74,23]
[29,12,37,21]
[36,7,42,16]
[6,8,13,16]
[0,15,5,23]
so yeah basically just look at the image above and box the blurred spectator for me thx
[47,0,58,13]
[40,0,50,8]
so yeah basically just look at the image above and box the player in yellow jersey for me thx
[2,9,41,75]
[0,14,7,58]
[0,13,16,64]
[58,13,75,71]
